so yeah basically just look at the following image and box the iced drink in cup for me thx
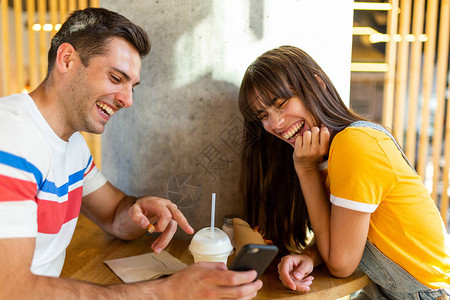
[189,227,233,264]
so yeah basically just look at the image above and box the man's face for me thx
[63,37,142,135]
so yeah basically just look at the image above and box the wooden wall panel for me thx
[383,0,449,223]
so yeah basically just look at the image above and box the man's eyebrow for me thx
[112,67,140,86]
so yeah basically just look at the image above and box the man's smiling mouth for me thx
[96,101,116,117]
[282,121,305,140]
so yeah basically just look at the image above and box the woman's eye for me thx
[274,99,288,108]
[258,113,268,121]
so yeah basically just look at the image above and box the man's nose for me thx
[116,86,133,108]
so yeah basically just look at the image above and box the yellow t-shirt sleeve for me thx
[328,128,397,213]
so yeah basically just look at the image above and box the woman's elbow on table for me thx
[326,257,360,278]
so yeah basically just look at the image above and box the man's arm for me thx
[81,181,144,240]
[81,181,194,253]
[0,237,142,299]
[0,237,262,299]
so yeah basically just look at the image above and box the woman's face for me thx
[255,95,318,147]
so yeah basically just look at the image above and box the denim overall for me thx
[348,121,449,300]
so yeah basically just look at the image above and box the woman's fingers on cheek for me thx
[311,126,320,135]
[302,130,312,146]
[320,126,330,149]
[310,127,320,146]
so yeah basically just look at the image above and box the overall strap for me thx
[348,121,417,174]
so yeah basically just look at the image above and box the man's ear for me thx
[55,43,77,73]
[314,74,326,90]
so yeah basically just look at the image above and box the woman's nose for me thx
[268,110,285,129]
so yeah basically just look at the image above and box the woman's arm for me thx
[293,127,370,277]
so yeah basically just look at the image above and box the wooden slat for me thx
[14,0,24,93]
[68,0,76,15]
[93,133,102,170]
[50,0,58,36]
[382,0,399,129]
[432,0,450,217]
[442,77,450,223]
[78,0,87,9]
[393,0,412,147]
[405,0,426,164]
[417,0,439,179]
[27,0,38,90]
[38,0,47,81]
[0,0,11,96]
[59,0,67,22]
[81,132,102,170]
[90,0,99,8]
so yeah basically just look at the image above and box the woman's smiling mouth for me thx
[282,121,305,140]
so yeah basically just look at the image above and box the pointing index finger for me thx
[167,203,194,234]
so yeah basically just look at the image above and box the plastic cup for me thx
[189,227,233,264]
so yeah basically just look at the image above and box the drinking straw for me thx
[211,193,216,237]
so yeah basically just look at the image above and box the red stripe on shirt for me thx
[36,186,83,234]
[0,174,37,202]
[84,162,95,177]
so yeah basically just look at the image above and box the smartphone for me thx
[229,244,279,279]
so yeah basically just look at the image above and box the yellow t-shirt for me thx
[326,127,450,289]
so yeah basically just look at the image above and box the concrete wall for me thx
[101,0,354,240]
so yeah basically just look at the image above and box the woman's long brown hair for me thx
[238,46,365,253]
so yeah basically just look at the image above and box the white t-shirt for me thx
[0,93,107,276]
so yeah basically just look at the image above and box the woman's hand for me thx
[293,126,330,174]
[277,254,315,291]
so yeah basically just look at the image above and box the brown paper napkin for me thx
[104,251,188,283]
[233,218,267,254]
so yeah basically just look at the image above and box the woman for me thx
[238,45,450,299]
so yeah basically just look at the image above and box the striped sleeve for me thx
[82,156,107,196]
[0,113,50,238]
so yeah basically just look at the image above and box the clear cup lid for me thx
[189,227,233,255]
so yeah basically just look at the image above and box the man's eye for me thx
[111,75,120,83]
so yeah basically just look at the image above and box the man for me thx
[0,7,262,299]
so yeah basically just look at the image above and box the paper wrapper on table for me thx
[104,250,187,283]
[233,218,267,255]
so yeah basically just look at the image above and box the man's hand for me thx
[277,254,314,291]
[293,126,330,174]
[128,196,194,253]
[156,262,263,300]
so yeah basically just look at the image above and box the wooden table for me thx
[61,215,371,299]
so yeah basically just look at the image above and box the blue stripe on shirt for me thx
[0,150,43,187]
[85,155,93,171]
[40,169,85,197]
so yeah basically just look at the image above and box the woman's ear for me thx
[314,74,326,90]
